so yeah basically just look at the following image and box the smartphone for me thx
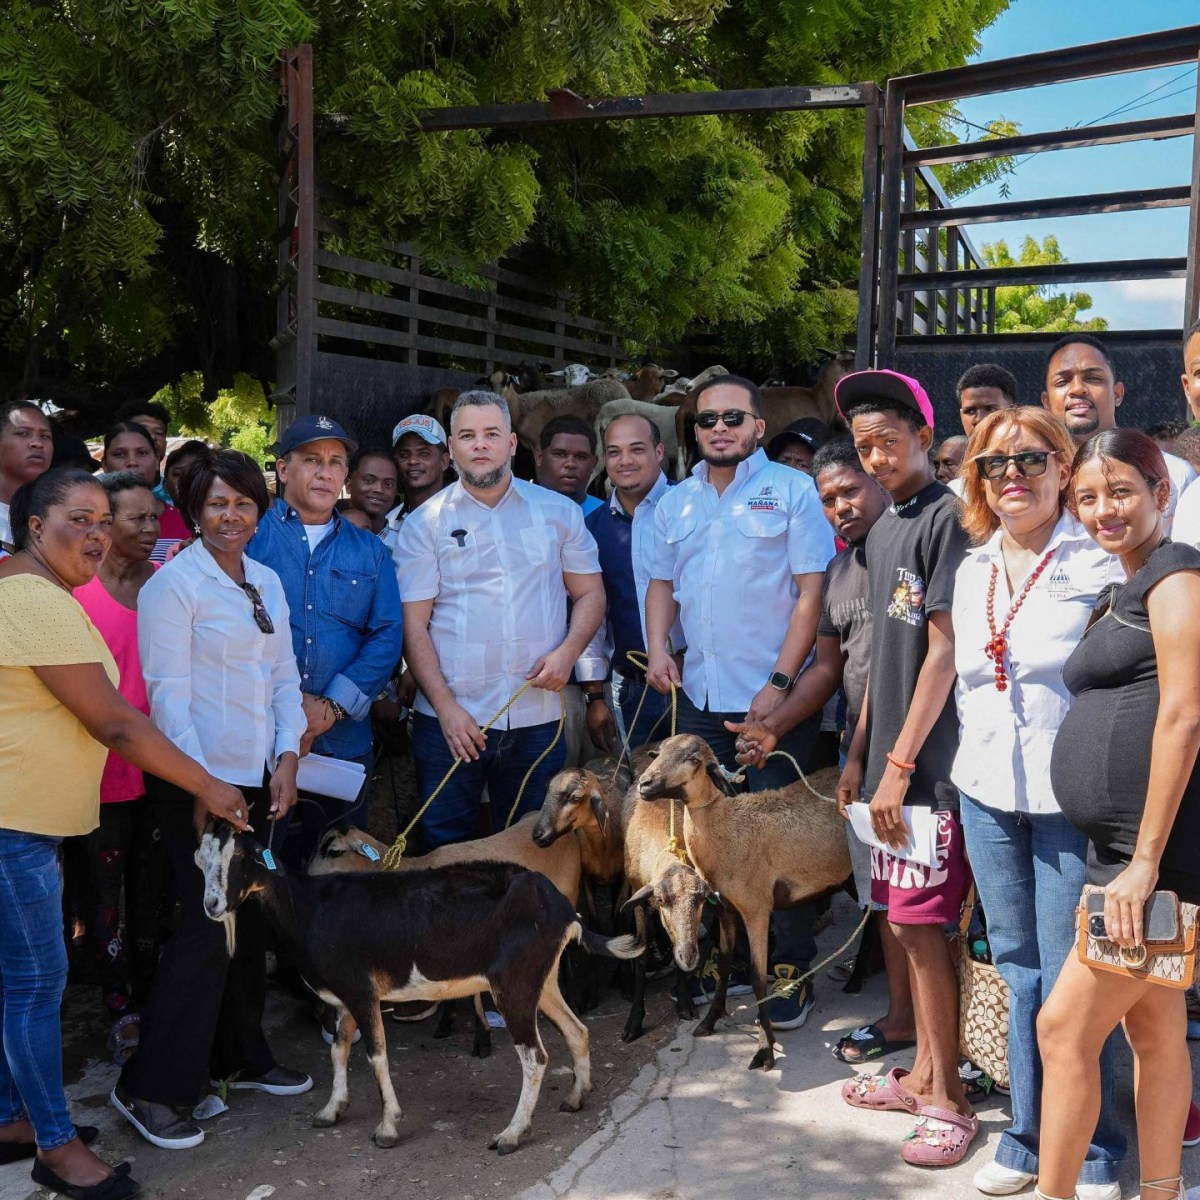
[1085,891,1179,942]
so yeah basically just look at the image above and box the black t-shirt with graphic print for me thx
[863,481,969,808]
[817,540,871,741]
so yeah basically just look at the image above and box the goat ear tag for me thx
[262,849,278,872]
[360,844,380,862]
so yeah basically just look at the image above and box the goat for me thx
[508,378,631,458]
[626,363,679,403]
[198,827,641,1153]
[618,782,728,1043]
[310,815,582,1057]
[546,363,595,387]
[635,734,850,1070]
[532,765,628,890]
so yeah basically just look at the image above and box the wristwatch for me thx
[583,688,608,706]
[767,671,792,692]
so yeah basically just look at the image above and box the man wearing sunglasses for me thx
[646,374,835,1030]
[1041,333,1196,534]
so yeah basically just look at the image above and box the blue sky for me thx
[951,0,1197,329]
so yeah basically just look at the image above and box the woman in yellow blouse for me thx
[0,467,247,1200]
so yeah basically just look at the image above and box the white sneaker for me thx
[1076,1184,1121,1200]
[974,1160,1036,1195]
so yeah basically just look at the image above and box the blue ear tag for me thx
[262,849,278,872]
[360,844,380,862]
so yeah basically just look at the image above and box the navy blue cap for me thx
[273,414,357,457]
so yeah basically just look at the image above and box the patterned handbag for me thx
[1075,884,1199,989]
[953,886,1010,1089]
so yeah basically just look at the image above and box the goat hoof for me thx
[311,1112,339,1129]
[558,1096,584,1113]
[372,1130,400,1149]
[693,1021,715,1039]
[471,1037,493,1059]
[488,1134,520,1155]
[621,1023,643,1044]
[748,1048,775,1072]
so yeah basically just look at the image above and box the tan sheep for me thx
[635,733,850,1070]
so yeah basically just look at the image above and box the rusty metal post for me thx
[1185,49,1200,333]
[856,87,882,368]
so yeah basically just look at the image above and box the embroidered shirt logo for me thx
[747,485,781,512]
[886,568,926,627]
[1045,567,1076,600]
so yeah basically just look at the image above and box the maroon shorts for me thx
[869,809,972,925]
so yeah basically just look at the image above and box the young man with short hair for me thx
[535,414,603,515]
[835,369,976,1167]
[583,412,680,753]
[1042,333,1196,532]
[395,391,605,849]
[0,401,52,552]
[726,437,915,1065]
[956,363,1018,437]
[117,401,172,502]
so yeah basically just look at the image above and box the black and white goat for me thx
[196,826,642,1153]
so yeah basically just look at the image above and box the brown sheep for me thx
[635,733,850,1070]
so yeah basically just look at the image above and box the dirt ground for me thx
[1,747,673,1200]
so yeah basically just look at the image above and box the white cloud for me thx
[1111,278,1187,305]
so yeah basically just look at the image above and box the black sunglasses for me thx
[240,582,275,634]
[695,408,756,429]
[974,450,1058,481]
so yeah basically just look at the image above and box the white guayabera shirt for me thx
[395,477,602,729]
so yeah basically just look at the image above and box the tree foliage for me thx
[2,0,1010,425]
[983,235,1108,333]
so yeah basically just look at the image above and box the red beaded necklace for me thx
[984,549,1056,691]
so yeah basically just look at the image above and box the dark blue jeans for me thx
[411,712,566,850]
[613,671,672,749]
[959,795,1125,1184]
[675,690,820,973]
[0,829,78,1149]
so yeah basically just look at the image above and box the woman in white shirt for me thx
[952,407,1124,1200]
[112,450,311,1152]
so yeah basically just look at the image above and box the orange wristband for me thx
[886,751,916,772]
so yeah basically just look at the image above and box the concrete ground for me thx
[8,891,1195,1200]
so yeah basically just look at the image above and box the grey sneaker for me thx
[228,1066,313,1096]
[111,1086,204,1150]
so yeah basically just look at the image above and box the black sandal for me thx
[30,1158,140,1199]
[832,1023,916,1064]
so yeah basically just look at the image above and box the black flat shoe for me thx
[0,1124,98,1164]
[30,1158,140,1199]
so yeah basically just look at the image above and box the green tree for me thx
[2,0,1011,417]
[153,372,275,464]
[983,235,1108,333]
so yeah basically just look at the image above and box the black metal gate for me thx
[867,25,1200,428]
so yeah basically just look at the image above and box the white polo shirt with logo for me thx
[650,448,834,713]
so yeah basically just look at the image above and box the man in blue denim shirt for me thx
[248,414,403,859]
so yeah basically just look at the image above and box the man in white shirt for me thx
[395,390,606,849]
[645,374,835,1029]
[1041,333,1196,533]
[0,401,52,553]
[1165,318,1200,548]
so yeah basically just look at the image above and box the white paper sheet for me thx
[297,752,367,802]
[847,801,942,869]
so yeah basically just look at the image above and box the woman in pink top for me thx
[73,472,162,1064]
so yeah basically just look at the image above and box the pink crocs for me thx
[841,1066,920,1113]
[900,1105,980,1167]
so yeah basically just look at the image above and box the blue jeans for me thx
[0,830,78,1149]
[411,712,567,850]
[959,795,1126,1183]
[613,672,671,749]
[676,690,820,972]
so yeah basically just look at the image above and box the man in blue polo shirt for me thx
[248,414,403,861]
[583,412,680,752]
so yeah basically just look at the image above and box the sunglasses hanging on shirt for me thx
[239,581,275,634]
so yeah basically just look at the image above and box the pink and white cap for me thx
[835,369,935,430]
